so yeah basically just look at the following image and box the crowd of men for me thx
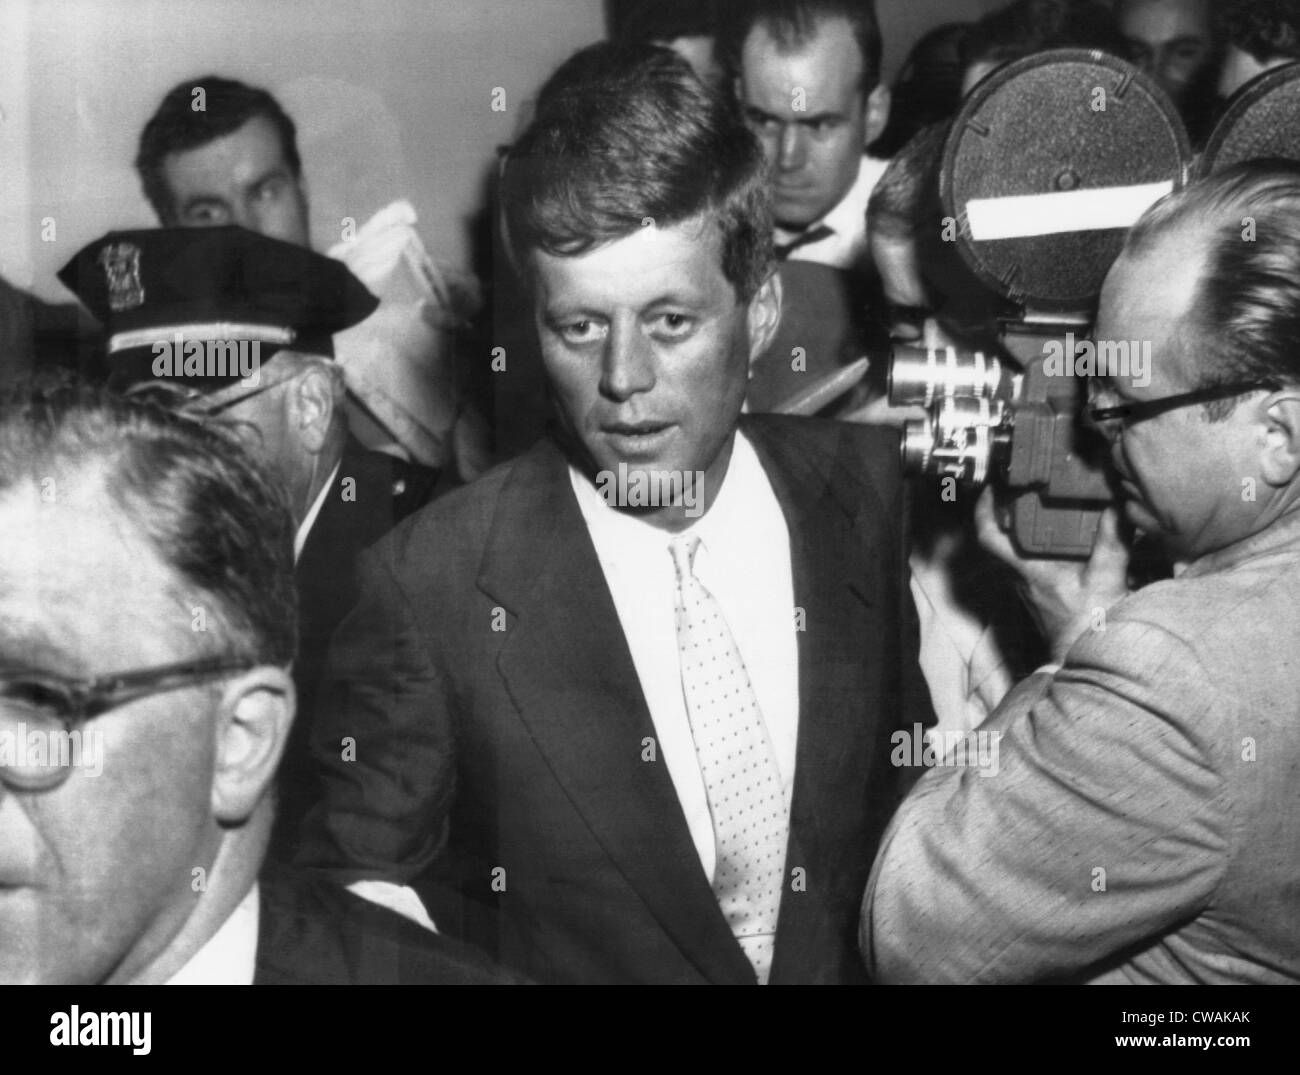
[2,0,1299,985]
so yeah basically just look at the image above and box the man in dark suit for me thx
[298,41,928,984]
[0,378,512,984]
[56,226,440,864]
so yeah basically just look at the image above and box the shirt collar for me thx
[773,155,876,245]
[568,431,762,559]
[294,459,343,562]
[166,883,260,986]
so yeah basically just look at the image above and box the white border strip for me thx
[966,181,1174,241]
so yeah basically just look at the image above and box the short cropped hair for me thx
[1124,160,1300,412]
[0,376,297,664]
[500,41,773,302]
[136,75,302,224]
[720,0,884,91]
[1218,0,1300,63]
[962,0,1128,72]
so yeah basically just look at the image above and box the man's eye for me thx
[557,320,605,345]
[0,678,69,720]
[1172,44,1206,64]
[649,313,695,340]
[255,177,286,202]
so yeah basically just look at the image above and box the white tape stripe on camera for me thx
[965,181,1174,240]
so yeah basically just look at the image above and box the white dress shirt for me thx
[166,884,260,985]
[293,460,343,562]
[774,155,890,272]
[569,432,799,880]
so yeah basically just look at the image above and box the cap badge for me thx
[98,242,145,312]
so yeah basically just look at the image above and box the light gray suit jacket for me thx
[862,509,1300,984]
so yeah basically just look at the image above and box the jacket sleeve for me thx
[294,542,456,886]
[861,616,1233,983]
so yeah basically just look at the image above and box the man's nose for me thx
[600,323,656,401]
[776,123,807,172]
[233,200,267,236]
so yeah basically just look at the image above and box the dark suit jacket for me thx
[268,435,442,863]
[298,414,930,983]
[253,868,519,984]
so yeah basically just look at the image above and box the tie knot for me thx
[773,223,834,260]
[669,532,702,580]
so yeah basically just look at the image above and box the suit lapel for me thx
[743,417,882,980]
[477,438,753,983]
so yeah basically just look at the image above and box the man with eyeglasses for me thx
[0,378,513,983]
[862,160,1300,984]
[56,226,441,868]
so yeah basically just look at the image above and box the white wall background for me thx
[2,0,998,303]
[1,0,606,301]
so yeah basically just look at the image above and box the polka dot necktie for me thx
[670,533,789,984]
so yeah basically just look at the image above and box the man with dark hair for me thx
[299,41,927,984]
[1218,0,1300,98]
[864,161,1300,983]
[723,0,890,271]
[0,378,513,983]
[1115,0,1219,142]
[960,0,1130,96]
[56,227,439,869]
[613,0,726,88]
[136,75,308,244]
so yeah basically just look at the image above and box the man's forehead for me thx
[1118,0,1211,42]
[0,477,184,667]
[1099,225,1210,380]
[534,216,727,290]
[164,114,289,183]
[741,16,865,96]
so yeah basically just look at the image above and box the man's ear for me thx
[1258,392,1300,487]
[210,666,294,824]
[290,362,336,453]
[746,269,783,364]
[863,83,891,148]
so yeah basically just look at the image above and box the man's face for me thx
[737,16,883,228]
[1216,44,1294,100]
[199,358,314,520]
[0,473,221,983]
[1091,226,1264,559]
[161,114,310,247]
[532,216,777,520]
[1117,0,1213,105]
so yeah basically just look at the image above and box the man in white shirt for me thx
[0,378,513,984]
[298,40,928,984]
[726,0,891,272]
[57,226,441,862]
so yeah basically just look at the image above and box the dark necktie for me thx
[773,224,833,260]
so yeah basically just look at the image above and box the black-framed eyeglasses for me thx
[1086,381,1280,427]
[0,655,254,790]
[124,376,292,419]
[195,378,288,417]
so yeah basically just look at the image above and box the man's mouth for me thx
[601,421,676,455]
